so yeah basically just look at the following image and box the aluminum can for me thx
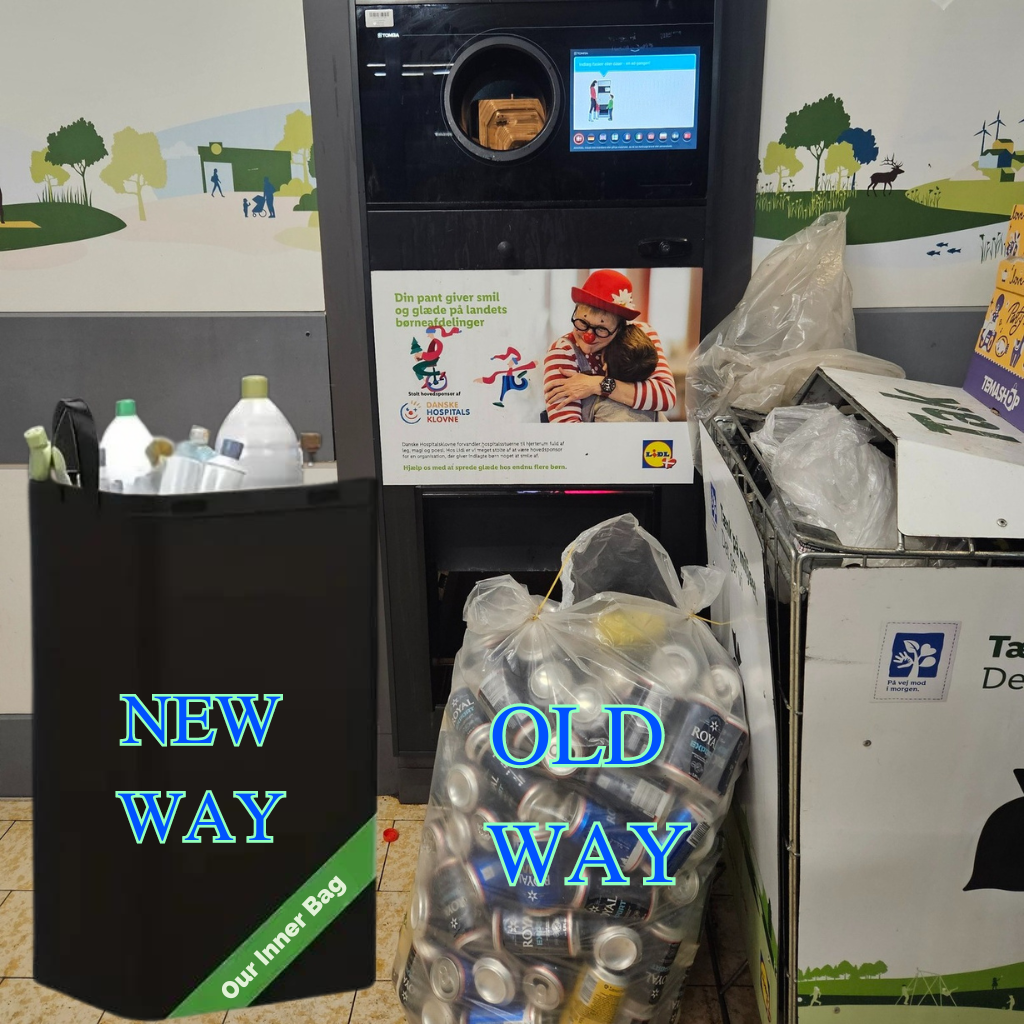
[636,921,684,1005]
[659,803,714,875]
[702,663,743,705]
[433,858,483,940]
[422,817,449,863]
[663,869,700,907]
[423,996,467,1024]
[394,933,431,1016]
[449,811,476,858]
[479,668,530,724]
[468,1005,530,1024]
[645,644,702,696]
[615,996,655,1024]
[494,908,580,957]
[567,798,644,873]
[466,724,494,764]
[571,684,609,744]
[470,805,503,851]
[527,1007,562,1024]
[481,747,535,805]
[447,763,483,813]
[409,883,432,936]
[430,954,470,1002]
[449,687,491,739]
[563,966,628,1024]
[659,699,748,797]
[453,926,493,957]
[528,662,574,706]
[470,854,570,909]
[473,956,519,1006]
[591,926,643,972]
[542,733,598,779]
[589,769,671,822]
[618,682,675,760]
[522,963,571,1010]
[581,877,654,922]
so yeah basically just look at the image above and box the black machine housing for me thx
[311,0,767,800]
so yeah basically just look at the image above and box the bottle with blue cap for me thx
[198,438,246,492]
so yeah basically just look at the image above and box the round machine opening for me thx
[444,36,561,161]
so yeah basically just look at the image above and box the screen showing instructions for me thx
[570,48,699,152]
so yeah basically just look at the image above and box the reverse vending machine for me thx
[311,0,767,798]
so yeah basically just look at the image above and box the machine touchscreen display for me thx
[570,48,699,152]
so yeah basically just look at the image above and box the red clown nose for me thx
[582,331,596,344]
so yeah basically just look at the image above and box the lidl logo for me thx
[642,440,676,469]
[400,402,421,424]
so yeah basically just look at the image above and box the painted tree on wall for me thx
[762,141,804,192]
[837,127,878,188]
[99,128,168,221]
[276,110,314,187]
[30,149,71,201]
[46,119,108,205]
[779,94,851,192]
[825,140,859,189]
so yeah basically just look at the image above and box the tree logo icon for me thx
[888,633,944,679]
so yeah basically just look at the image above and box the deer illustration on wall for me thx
[868,155,904,192]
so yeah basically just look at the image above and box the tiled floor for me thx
[0,796,758,1024]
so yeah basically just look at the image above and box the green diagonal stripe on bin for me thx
[170,816,377,1018]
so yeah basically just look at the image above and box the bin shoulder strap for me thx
[52,399,99,492]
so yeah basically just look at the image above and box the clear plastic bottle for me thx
[215,376,302,490]
[198,439,246,492]
[99,399,154,493]
[159,426,216,495]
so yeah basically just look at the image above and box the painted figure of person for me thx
[589,80,597,121]
[210,169,224,197]
[262,176,276,218]
[809,987,821,1007]
[243,197,250,218]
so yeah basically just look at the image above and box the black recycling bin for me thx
[29,401,377,1020]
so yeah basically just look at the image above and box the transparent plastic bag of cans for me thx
[395,516,749,1024]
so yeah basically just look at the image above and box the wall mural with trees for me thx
[0,0,323,312]
[754,0,1024,308]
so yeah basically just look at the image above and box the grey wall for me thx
[854,307,984,386]
[0,313,334,462]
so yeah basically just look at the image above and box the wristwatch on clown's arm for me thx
[600,376,616,395]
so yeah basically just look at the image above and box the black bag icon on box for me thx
[964,769,1024,892]
[30,400,377,1019]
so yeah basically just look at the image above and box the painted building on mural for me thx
[197,142,292,194]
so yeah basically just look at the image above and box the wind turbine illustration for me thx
[990,110,1005,139]
[975,121,992,155]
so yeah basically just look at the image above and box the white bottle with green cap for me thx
[215,376,302,489]
[99,399,154,493]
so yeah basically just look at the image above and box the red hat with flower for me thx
[571,269,641,321]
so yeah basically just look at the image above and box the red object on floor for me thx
[383,827,399,842]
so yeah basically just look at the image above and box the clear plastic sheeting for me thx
[751,404,898,550]
[685,212,907,467]
[394,519,749,1024]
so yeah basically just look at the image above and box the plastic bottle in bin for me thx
[159,426,216,495]
[99,399,154,493]
[215,375,302,489]
[198,439,246,492]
